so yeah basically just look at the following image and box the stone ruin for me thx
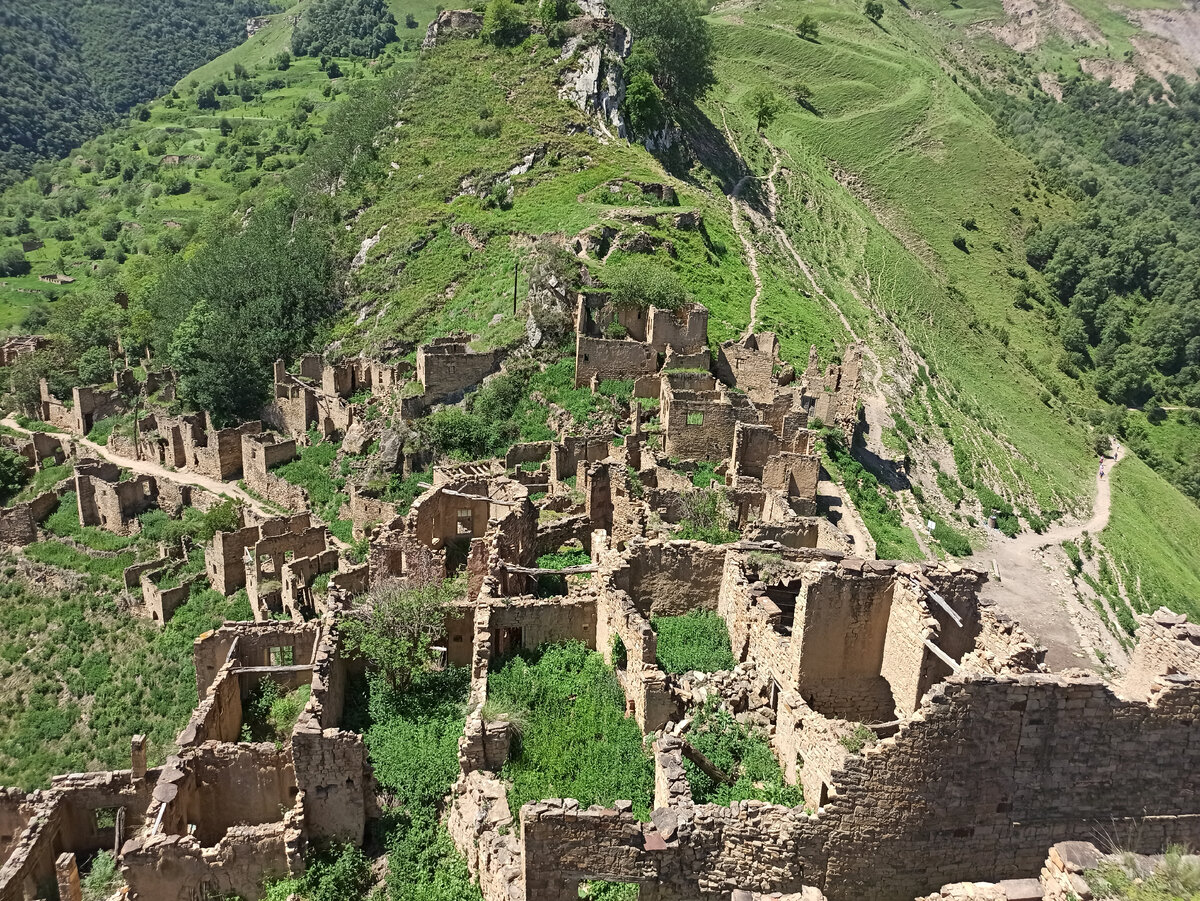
[5,315,1200,901]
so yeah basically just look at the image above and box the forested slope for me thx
[0,0,267,186]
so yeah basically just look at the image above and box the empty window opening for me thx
[93,807,119,832]
[687,412,704,426]
[270,646,295,667]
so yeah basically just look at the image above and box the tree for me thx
[747,86,783,132]
[405,12,418,27]
[0,449,28,505]
[0,247,30,277]
[792,81,816,113]
[610,0,716,104]
[482,0,527,45]
[339,577,466,691]
[151,195,340,422]
[76,346,113,385]
[625,70,667,135]
[604,260,692,310]
[865,0,884,23]
[796,15,819,40]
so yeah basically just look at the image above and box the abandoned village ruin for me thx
[0,278,1196,901]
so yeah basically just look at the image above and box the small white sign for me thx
[926,519,936,534]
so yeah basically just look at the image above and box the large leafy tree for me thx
[339,578,466,692]
[291,0,398,58]
[610,0,716,105]
[145,193,340,423]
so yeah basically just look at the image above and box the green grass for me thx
[274,432,348,520]
[682,699,802,807]
[1102,456,1200,623]
[487,642,654,821]
[8,462,73,505]
[1086,846,1200,901]
[652,610,736,675]
[355,666,483,901]
[0,576,250,789]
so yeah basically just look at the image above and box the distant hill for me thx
[0,0,266,186]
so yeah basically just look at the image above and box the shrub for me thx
[683,699,803,806]
[653,610,735,674]
[482,0,527,45]
[488,642,654,820]
[603,260,691,311]
[840,723,877,753]
[674,488,739,544]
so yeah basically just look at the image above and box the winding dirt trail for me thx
[970,446,1124,671]
[1,417,273,518]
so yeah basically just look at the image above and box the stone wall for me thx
[575,336,658,388]
[605,538,728,618]
[1118,608,1200,700]
[0,490,58,546]
[417,335,502,403]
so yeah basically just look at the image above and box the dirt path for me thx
[719,107,765,334]
[1,417,273,518]
[969,446,1124,671]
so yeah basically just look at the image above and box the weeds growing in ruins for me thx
[355,665,483,901]
[80,851,121,901]
[674,488,739,545]
[487,641,655,820]
[839,724,877,754]
[264,843,376,901]
[1086,846,1200,901]
[533,547,591,597]
[683,699,803,807]
[652,610,736,674]
[240,679,311,745]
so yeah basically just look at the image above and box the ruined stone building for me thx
[574,296,710,388]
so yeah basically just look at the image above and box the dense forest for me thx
[291,0,397,58]
[996,76,1200,413]
[0,0,266,186]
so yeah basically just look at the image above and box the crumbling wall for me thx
[575,336,657,388]
[646,304,708,356]
[448,771,523,901]
[606,538,727,618]
[417,335,502,403]
[1119,608,1200,700]
[0,490,58,545]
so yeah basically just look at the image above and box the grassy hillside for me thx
[699,0,1200,590]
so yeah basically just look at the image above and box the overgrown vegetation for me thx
[240,678,311,744]
[652,610,735,674]
[1086,846,1200,901]
[673,488,739,544]
[0,575,250,788]
[682,699,802,807]
[487,641,655,820]
[359,665,482,901]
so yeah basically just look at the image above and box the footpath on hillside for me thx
[969,446,1123,672]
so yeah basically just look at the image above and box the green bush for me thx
[977,485,1019,537]
[682,699,802,807]
[603,260,691,311]
[652,610,735,674]
[488,642,654,820]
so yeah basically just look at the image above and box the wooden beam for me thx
[231,664,314,675]
[923,638,960,673]
[680,739,732,785]
[501,563,599,576]
[437,487,520,507]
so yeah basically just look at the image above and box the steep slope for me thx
[0,0,269,186]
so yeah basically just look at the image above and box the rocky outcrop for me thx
[422,9,483,49]
[558,19,631,139]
